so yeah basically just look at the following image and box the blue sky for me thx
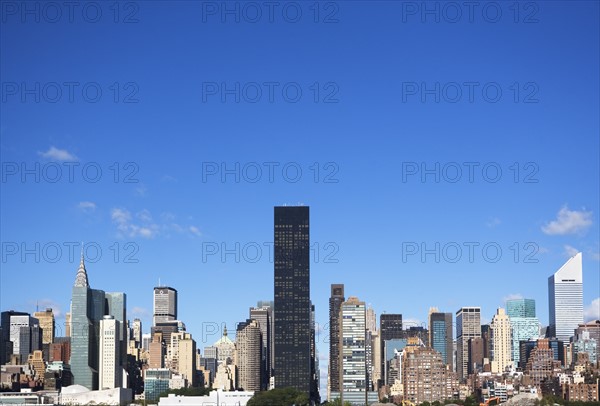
[1,0,599,392]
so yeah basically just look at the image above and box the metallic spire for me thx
[74,242,89,288]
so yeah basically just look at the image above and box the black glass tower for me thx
[274,206,311,396]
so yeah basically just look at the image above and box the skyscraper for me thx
[132,319,142,348]
[490,308,512,373]
[274,206,311,396]
[428,308,453,370]
[456,307,481,380]
[506,299,536,318]
[34,308,55,345]
[153,287,178,326]
[380,313,402,387]
[99,315,121,389]
[249,302,273,390]
[335,296,378,405]
[8,314,42,364]
[507,298,540,367]
[548,252,584,342]
[70,253,127,390]
[235,319,262,392]
[328,284,344,399]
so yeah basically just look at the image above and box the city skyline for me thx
[1,2,599,402]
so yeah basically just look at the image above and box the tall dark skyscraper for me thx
[328,284,345,397]
[274,206,311,396]
[379,313,402,387]
[428,309,453,371]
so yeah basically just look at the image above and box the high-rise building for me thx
[235,319,262,392]
[379,313,402,386]
[402,346,459,404]
[468,337,485,374]
[506,299,536,318]
[131,319,142,348]
[428,308,453,371]
[575,320,600,343]
[214,327,235,365]
[507,299,540,367]
[273,206,311,396]
[99,315,122,389]
[8,314,42,364]
[328,284,345,399]
[490,308,512,373]
[1,311,28,365]
[149,332,165,369]
[548,252,584,342]
[524,339,561,386]
[70,253,126,390]
[153,287,178,326]
[34,308,55,345]
[178,333,197,387]
[334,296,378,405]
[456,307,481,380]
[249,302,273,390]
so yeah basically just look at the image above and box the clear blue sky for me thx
[1,0,599,392]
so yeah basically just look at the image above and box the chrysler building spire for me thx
[74,243,89,288]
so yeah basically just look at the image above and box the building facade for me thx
[490,308,512,373]
[235,319,262,392]
[548,252,583,342]
[273,206,311,395]
[428,308,453,370]
[153,287,178,326]
[328,283,345,399]
[456,307,481,380]
[99,316,121,390]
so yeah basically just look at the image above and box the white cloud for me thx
[563,245,580,257]
[189,226,201,237]
[38,146,77,161]
[131,306,150,317]
[503,293,523,302]
[111,208,158,239]
[542,206,593,235]
[29,299,63,318]
[77,201,97,213]
[584,298,600,321]
[486,217,501,228]
[402,318,424,329]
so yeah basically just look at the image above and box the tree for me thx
[323,398,353,406]
[247,387,310,406]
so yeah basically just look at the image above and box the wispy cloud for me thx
[563,244,580,257]
[503,293,523,302]
[28,299,63,318]
[77,201,97,213]
[189,226,201,236]
[584,298,600,321]
[542,206,593,235]
[130,306,150,317]
[38,146,77,161]
[111,208,159,239]
[486,217,501,228]
[111,208,200,239]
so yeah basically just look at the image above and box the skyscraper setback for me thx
[153,286,178,326]
[328,284,344,399]
[70,254,127,390]
[273,206,311,396]
[548,252,583,342]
